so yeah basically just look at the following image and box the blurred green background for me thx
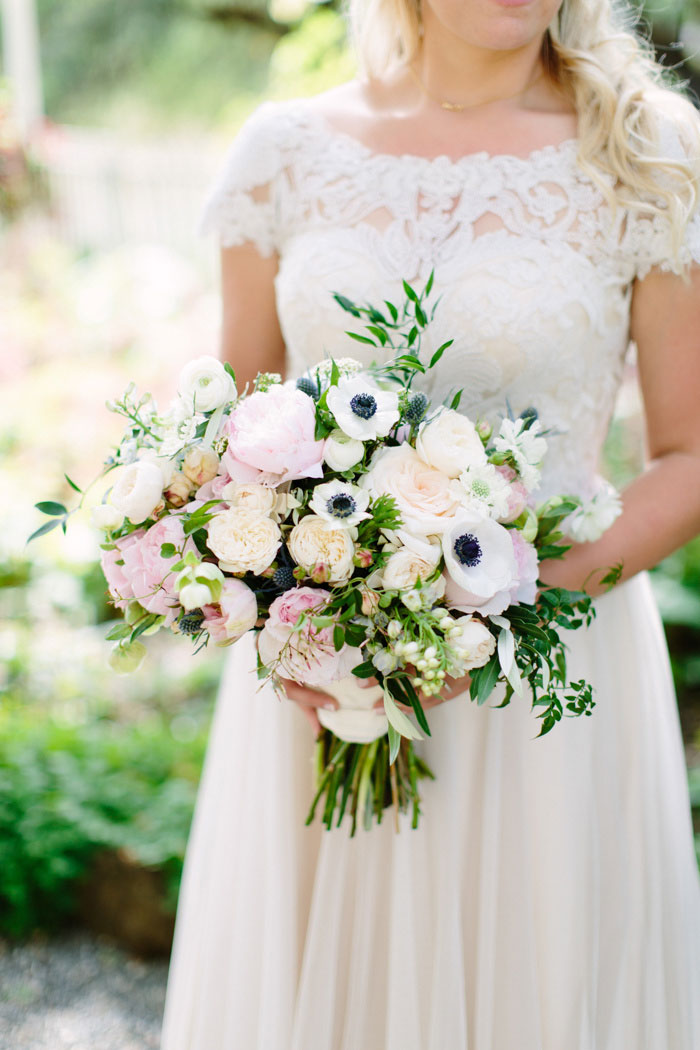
[0,0,699,953]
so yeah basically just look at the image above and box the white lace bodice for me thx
[199,98,700,499]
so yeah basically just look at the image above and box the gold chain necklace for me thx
[408,63,544,113]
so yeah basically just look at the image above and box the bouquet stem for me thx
[306,729,435,834]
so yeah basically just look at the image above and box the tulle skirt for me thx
[160,572,700,1050]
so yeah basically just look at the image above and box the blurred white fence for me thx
[35,125,223,263]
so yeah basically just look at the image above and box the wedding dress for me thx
[160,98,700,1050]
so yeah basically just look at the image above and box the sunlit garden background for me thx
[1,0,699,1040]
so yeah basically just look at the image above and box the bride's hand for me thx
[279,679,339,735]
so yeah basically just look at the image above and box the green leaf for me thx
[26,519,61,543]
[449,390,463,411]
[407,326,418,346]
[401,678,431,736]
[35,501,67,516]
[384,300,398,322]
[344,624,366,647]
[347,332,377,346]
[383,689,424,740]
[429,340,453,369]
[424,269,434,297]
[105,622,132,641]
[469,653,501,706]
[333,625,345,652]
[414,302,427,327]
[333,293,361,317]
[160,543,177,558]
[223,361,237,384]
[64,473,82,493]
[351,660,376,679]
[402,279,420,303]
[366,325,388,346]
[387,722,401,764]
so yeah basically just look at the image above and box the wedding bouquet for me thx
[31,274,622,834]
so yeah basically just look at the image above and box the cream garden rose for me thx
[207,507,281,574]
[288,514,355,583]
[380,542,445,599]
[111,461,164,524]
[362,443,461,537]
[416,409,487,479]
[221,480,277,515]
[449,615,497,671]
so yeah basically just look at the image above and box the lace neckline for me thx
[293,103,580,170]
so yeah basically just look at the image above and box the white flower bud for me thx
[323,428,365,472]
[387,620,402,639]
[179,582,214,611]
[91,503,125,531]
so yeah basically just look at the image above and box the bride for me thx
[160,0,700,1044]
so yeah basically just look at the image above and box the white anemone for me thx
[309,480,371,528]
[326,374,400,441]
[442,511,520,617]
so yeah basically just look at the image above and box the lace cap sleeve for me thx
[198,100,288,257]
[629,107,700,280]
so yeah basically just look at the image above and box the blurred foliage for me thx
[0,543,222,938]
[0,706,208,937]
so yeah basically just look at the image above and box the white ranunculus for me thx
[323,428,365,471]
[442,511,520,616]
[178,355,236,412]
[90,503,125,531]
[493,418,547,492]
[326,374,400,441]
[565,482,623,543]
[448,615,496,671]
[416,409,487,479]
[221,480,277,515]
[309,480,371,528]
[361,443,461,537]
[111,461,165,524]
[136,447,178,488]
[207,507,281,574]
[288,514,355,583]
[317,676,388,744]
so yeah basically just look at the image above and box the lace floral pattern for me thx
[199,99,700,499]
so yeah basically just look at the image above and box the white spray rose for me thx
[288,514,355,583]
[111,461,165,524]
[182,447,220,487]
[323,429,365,471]
[449,615,496,671]
[416,409,487,479]
[178,355,236,412]
[207,507,281,574]
[380,542,445,600]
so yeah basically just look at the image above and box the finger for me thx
[299,704,321,735]
[357,675,379,689]
[281,680,338,710]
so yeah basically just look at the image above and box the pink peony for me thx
[195,471,233,501]
[202,578,258,644]
[223,386,324,484]
[101,530,144,610]
[119,515,198,626]
[509,531,539,605]
[258,586,361,687]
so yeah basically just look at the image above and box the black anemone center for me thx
[454,532,482,567]
[327,494,356,519]
[350,393,377,419]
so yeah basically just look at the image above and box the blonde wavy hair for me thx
[348,0,700,276]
